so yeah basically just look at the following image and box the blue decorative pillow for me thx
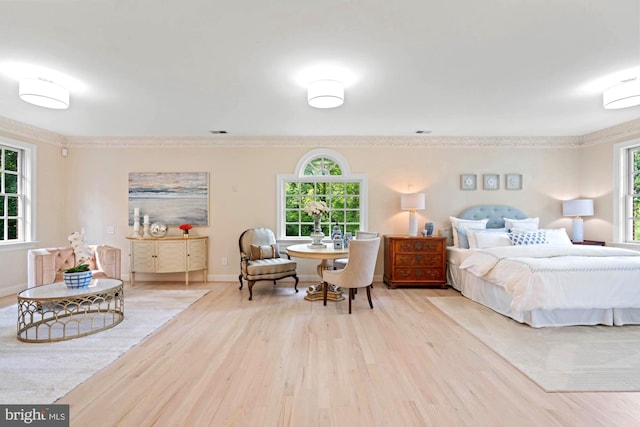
[455,226,471,249]
[508,230,549,246]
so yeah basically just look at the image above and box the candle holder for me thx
[143,222,151,238]
[131,214,141,238]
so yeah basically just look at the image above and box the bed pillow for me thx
[508,230,549,246]
[467,227,506,248]
[468,229,511,249]
[449,217,489,248]
[511,228,572,246]
[542,228,572,246]
[504,217,539,231]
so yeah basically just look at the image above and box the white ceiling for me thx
[2,0,640,139]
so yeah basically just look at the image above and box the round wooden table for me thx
[286,243,349,301]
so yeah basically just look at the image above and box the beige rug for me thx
[429,296,640,392]
[0,288,209,404]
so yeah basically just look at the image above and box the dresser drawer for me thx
[395,253,443,267]
[393,267,445,282]
[393,239,444,253]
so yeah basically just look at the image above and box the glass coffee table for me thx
[17,278,124,343]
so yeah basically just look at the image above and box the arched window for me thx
[276,148,368,241]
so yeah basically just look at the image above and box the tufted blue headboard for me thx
[457,205,527,229]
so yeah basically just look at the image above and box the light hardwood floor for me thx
[9,281,640,426]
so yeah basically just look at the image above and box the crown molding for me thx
[3,113,640,149]
[580,118,640,147]
[0,116,64,146]
[63,134,582,149]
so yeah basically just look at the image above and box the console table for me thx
[126,236,208,286]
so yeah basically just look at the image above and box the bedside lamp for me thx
[562,199,594,243]
[401,192,425,237]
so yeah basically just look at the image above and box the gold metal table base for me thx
[17,280,124,343]
[304,283,345,301]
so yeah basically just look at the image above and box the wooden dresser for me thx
[383,235,447,288]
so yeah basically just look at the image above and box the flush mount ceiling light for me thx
[308,79,344,109]
[603,78,640,109]
[19,78,70,109]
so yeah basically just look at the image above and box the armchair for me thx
[27,245,121,287]
[238,228,299,300]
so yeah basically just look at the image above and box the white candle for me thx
[134,208,140,216]
[143,215,149,224]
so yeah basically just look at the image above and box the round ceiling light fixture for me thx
[603,78,640,109]
[19,78,70,109]
[308,79,344,109]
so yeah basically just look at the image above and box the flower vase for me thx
[309,214,325,247]
[183,230,189,238]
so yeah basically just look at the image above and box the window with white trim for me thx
[627,146,640,241]
[277,149,368,241]
[614,140,640,243]
[0,137,35,245]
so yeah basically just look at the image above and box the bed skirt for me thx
[446,262,640,328]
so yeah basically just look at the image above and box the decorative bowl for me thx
[150,222,167,238]
[63,271,93,288]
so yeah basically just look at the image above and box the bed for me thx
[446,205,640,327]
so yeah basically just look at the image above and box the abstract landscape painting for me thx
[128,172,208,226]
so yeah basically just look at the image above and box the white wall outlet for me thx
[106,225,115,234]
[221,257,228,266]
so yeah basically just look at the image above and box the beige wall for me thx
[30,142,584,287]
[2,118,640,296]
[0,126,67,295]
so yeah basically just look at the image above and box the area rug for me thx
[429,296,640,392]
[0,288,209,404]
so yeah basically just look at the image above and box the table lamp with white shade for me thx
[562,199,594,243]
[401,192,425,237]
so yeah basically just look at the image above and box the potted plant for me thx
[179,223,192,238]
[62,263,93,288]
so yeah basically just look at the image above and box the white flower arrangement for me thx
[304,200,329,217]
[68,230,92,264]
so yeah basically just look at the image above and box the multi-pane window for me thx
[0,145,21,242]
[628,146,640,242]
[278,149,367,240]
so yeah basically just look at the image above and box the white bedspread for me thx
[458,245,640,312]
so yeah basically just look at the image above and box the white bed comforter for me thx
[458,245,640,312]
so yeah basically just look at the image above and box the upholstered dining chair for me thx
[333,231,379,269]
[322,237,381,313]
[238,227,299,300]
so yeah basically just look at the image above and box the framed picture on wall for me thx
[483,174,500,190]
[460,174,477,190]
[505,173,523,190]
[128,172,209,225]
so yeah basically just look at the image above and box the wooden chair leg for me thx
[366,285,373,309]
[323,281,328,306]
[248,280,255,301]
[348,289,353,314]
